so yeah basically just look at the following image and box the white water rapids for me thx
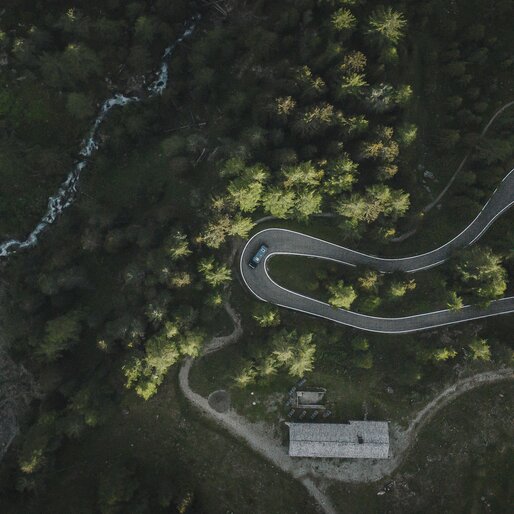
[0,15,199,257]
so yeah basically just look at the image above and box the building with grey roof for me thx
[286,421,389,459]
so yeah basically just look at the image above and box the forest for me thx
[0,0,512,512]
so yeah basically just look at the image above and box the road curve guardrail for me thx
[240,169,514,333]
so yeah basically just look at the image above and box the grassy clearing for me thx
[190,279,502,432]
[0,373,317,514]
[267,254,450,317]
[191,252,513,434]
[328,381,514,513]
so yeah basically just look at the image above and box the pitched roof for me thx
[286,421,389,459]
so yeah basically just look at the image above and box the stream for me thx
[0,15,199,257]
[0,14,199,463]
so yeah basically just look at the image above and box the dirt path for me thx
[180,351,512,481]
[423,99,514,214]
[396,367,514,467]
[253,101,514,244]
[179,304,513,511]
[179,301,338,514]
[179,358,338,514]
[391,99,514,242]
[202,300,243,356]
[181,234,513,504]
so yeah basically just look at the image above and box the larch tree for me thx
[39,312,82,361]
[288,333,316,377]
[271,329,296,366]
[165,230,192,261]
[263,188,296,218]
[331,8,357,34]
[198,258,231,287]
[258,355,279,377]
[327,280,357,309]
[447,291,464,311]
[323,155,358,196]
[358,269,381,292]
[252,304,281,327]
[367,6,407,47]
[234,364,257,388]
[468,338,491,361]
[455,246,507,305]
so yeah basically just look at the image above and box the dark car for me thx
[248,244,268,269]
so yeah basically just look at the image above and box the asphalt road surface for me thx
[240,169,514,333]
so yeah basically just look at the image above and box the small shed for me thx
[286,421,389,459]
[296,388,326,409]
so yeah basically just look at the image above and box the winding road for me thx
[240,168,514,333]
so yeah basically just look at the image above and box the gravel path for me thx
[179,307,513,512]
[179,302,338,514]
[180,354,512,484]
[178,358,337,514]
